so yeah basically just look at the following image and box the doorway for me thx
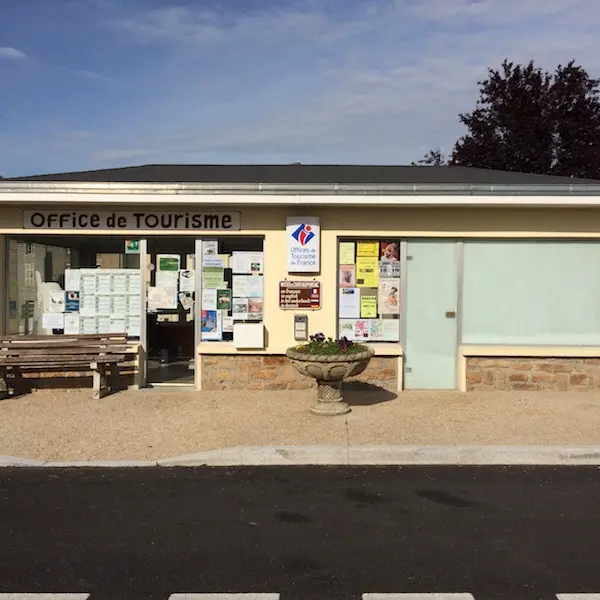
[404,240,459,389]
[145,238,196,386]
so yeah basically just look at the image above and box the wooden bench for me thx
[0,333,137,400]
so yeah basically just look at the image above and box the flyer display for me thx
[52,268,143,336]
[337,240,401,342]
[199,243,265,341]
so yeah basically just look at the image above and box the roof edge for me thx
[2,180,600,195]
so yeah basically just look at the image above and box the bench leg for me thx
[109,363,121,393]
[12,367,26,396]
[92,363,108,400]
[0,367,7,400]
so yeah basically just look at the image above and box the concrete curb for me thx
[5,445,600,467]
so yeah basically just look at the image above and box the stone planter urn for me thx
[286,337,375,415]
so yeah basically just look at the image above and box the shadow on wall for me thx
[343,381,397,406]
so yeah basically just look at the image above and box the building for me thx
[1,163,600,393]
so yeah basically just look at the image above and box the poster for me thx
[356,257,378,287]
[380,241,400,261]
[379,261,401,278]
[109,317,126,333]
[49,291,65,313]
[179,269,195,292]
[96,273,111,295]
[125,240,140,254]
[382,318,400,341]
[127,317,141,337]
[339,287,360,319]
[339,319,356,340]
[232,252,251,274]
[202,289,217,310]
[147,286,177,310]
[128,295,140,315]
[42,313,64,330]
[156,270,178,289]
[232,275,249,297]
[378,279,400,314]
[127,271,141,293]
[232,298,249,320]
[64,313,80,335]
[157,254,180,271]
[369,319,384,341]
[201,309,221,340]
[202,267,225,289]
[357,241,379,257]
[360,294,378,318]
[339,264,355,287]
[354,319,369,339]
[339,242,355,264]
[178,292,194,311]
[247,276,264,298]
[65,291,80,312]
[248,298,263,320]
[79,294,95,316]
[222,315,234,333]
[112,273,127,294]
[80,316,97,334]
[111,295,126,314]
[249,252,264,274]
[216,289,232,311]
[96,295,112,315]
[65,269,81,292]
[202,241,218,262]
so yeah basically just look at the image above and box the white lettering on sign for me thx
[286,216,320,273]
[23,211,241,231]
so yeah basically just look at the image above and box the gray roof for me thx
[6,164,600,185]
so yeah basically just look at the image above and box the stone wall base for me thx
[467,357,600,391]
[201,354,398,392]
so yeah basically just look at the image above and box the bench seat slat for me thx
[0,347,131,356]
[0,354,126,365]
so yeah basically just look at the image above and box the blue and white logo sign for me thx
[286,216,320,273]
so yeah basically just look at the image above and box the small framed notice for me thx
[279,281,321,310]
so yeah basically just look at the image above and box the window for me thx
[6,236,140,338]
[199,237,264,342]
[462,240,600,345]
[337,239,401,342]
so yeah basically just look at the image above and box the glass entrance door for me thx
[145,238,196,386]
[404,240,459,389]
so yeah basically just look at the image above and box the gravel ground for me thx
[1,387,600,461]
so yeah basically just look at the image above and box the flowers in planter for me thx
[293,332,368,355]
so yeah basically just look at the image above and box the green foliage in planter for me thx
[292,333,368,355]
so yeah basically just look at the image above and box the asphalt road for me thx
[0,466,599,600]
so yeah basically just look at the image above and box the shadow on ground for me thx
[343,381,397,406]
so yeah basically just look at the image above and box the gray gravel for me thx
[1,387,600,461]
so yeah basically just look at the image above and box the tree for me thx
[416,60,600,179]
[412,148,447,166]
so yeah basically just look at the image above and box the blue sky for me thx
[0,0,597,176]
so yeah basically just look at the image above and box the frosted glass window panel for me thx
[462,241,600,345]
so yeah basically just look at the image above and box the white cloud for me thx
[110,3,374,46]
[0,47,26,59]
[17,0,600,171]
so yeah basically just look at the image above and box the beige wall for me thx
[3,203,600,356]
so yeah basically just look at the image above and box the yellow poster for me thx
[360,295,378,318]
[339,242,355,264]
[357,241,379,257]
[356,257,378,287]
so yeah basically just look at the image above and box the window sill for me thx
[196,341,403,356]
[461,344,600,357]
